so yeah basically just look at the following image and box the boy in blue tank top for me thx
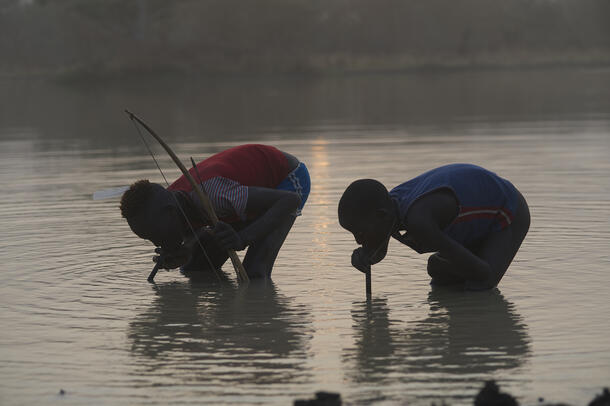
[338,164,530,290]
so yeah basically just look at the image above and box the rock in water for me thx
[589,388,610,406]
[474,381,518,406]
[294,391,341,406]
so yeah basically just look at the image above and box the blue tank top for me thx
[389,164,519,246]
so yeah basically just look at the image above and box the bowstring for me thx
[129,119,222,281]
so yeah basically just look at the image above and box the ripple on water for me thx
[2,85,610,405]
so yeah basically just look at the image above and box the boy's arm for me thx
[409,221,490,281]
[213,187,300,250]
[406,191,491,282]
[393,231,425,253]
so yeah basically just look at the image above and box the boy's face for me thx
[348,209,395,264]
[144,206,185,250]
[128,194,186,251]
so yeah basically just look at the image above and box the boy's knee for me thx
[427,253,447,275]
[464,279,496,291]
[427,263,441,279]
[427,253,466,286]
[465,267,503,290]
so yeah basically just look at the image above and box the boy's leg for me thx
[466,192,530,290]
[427,253,466,285]
[242,215,296,279]
[427,191,530,289]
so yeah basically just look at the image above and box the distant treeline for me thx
[1,0,609,77]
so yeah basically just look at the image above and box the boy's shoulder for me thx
[404,189,459,229]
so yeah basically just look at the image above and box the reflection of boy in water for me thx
[338,164,530,290]
[120,144,310,279]
[344,288,530,388]
[128,280,313,385]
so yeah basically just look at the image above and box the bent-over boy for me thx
[338,164,529,290]
[121,144,310,279]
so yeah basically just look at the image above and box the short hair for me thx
[120,179,154,219]
[338,179,391,229]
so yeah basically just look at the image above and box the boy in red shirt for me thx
[120,144,310,279]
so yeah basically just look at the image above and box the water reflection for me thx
[344,288,531,397]
[128,279,313,386]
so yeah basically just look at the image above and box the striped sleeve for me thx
[202,177,248,221]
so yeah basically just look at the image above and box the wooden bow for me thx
[125,109,249,284]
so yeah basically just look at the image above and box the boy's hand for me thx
[213,221,246,251]
[351,247,372,273]
[153,246,191,269]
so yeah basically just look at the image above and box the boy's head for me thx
[338,179,396,264]
[120,180,185,250]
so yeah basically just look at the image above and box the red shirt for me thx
[168,144,290,222]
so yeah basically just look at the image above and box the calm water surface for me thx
[1,69,609,405]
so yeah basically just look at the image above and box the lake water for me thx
[1,68,609,405]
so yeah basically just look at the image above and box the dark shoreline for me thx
[2,58,610,85]
[294,382,610,406]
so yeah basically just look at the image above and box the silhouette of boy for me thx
[120,144,310,279]
[338,164,529,290]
